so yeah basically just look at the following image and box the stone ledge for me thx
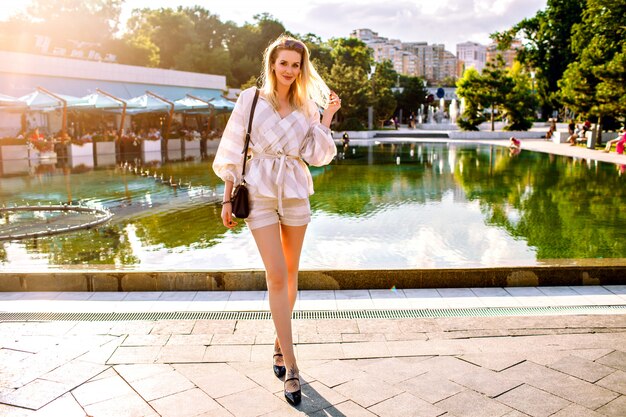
[0,266,624,292]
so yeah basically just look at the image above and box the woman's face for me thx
[272,49,302,89]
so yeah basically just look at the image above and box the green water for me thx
[1,142,625,270]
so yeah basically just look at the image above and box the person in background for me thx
[602,127,626,154]
[546,117,557,140]
[568,120,591,146]
[509,137,521,156]
[342,131,350,147]
[29,128,43,141]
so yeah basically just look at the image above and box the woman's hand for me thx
[326,91,342,116]
[221,180,237,229]
[322,91,341,128]
[221,202,238,229]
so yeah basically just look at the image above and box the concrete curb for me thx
[1,266,625,292]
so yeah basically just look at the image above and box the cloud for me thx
[300,0,547,51]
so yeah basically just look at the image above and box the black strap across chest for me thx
[241,88,260,182]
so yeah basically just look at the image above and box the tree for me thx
[456,68,486,131]
[226,14,287,86]
[126,8,195,70]
[492,0,586,118]
[326,63,370,129]
[440,75,458,87]
[503,62,537,131]
[109,34,160,67]
[0,0,123,54]
[174,43,232,79]
[481,56,514,131]
[324,37,375,129]
[596,47,626,119]
[559,0,626,143]
[25,0,123,42]
[395,75,428,122]
[241,75,260,90]
[457,59,535,132]
[327,37,372,73]
[301,34,333,72]
[370,60,398,127]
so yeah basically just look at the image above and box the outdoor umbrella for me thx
[19,90,87,111]
[124,94,172,114]
[0,93,27,109]
[75,90,141,139]
[207,97,235,111]
[173,96,213,112]
[78,93,127,110]
[19,88,88,135]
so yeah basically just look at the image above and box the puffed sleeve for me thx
[300,100,337,166]
[212,91,248,183]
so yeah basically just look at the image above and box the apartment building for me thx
[486,39,522,68]
[456,41,487,73]
[351,29,458,85]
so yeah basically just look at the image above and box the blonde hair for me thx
[260,35,330,115]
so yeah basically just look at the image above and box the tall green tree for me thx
[559,0,626,142]
[456,68,486,131]
[481,56,514,131]
[0,0,123,53]
[324,37,375,129]
[327,37,372,73]
[26,0,123,42]
[326,63,370,130]
[174,43,232,79]
[109,34,160,67]
[492,0,585,118]
[395,75,428,121]
[370,60,398,127]
[226,14,286,86]
[503,62,537,131]
[125,8,195,70]
[596,47,626,119]
[457,61,535,132]
[301,34,333,72]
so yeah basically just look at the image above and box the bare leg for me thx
[604,138,618,152]
[251,223,304,390]
[274,225,307,360]
[282,224,307,311]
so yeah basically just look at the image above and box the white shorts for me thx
[245,197,311,230]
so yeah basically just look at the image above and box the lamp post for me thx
[368,64,376,130]
[530,70,537,119]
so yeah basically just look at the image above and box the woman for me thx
[602,127,626,154]
[212,35,340,406]
[509,136,521,149]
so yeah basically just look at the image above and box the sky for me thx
[1,0,548,51]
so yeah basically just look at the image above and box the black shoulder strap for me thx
[241,88,260,182]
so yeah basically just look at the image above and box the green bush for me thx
[336,117,366,131]
[457,106,485,131]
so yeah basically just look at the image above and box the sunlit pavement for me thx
[0,287,625,416]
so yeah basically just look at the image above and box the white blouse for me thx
[212,87,337,213]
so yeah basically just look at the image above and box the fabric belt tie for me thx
[253,152,301,215]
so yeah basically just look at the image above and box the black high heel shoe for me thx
[284,375,301,406]
[273,353,286,378]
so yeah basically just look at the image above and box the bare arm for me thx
[221,180,237,229]
[321,91,342,128]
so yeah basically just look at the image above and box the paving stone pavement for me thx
[0,312,625,417]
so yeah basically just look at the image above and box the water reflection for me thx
[1,142,625,270]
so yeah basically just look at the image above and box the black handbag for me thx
[231,88,260,218]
